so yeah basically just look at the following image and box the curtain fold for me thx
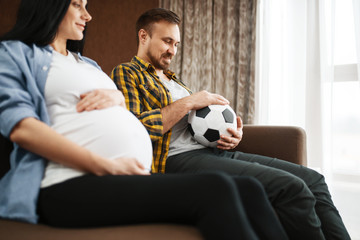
[160,0,257,123]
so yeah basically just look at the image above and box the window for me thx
[332,0,360,175]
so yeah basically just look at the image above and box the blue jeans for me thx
[166,148,350,240]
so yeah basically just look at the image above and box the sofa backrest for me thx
[0,134,12,179]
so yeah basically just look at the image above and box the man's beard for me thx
[147,51,172,70]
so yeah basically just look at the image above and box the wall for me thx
[0,0,159,74]
[85,0,158,74]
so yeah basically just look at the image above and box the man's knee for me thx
[270,173,317,209]
[300,166,327,187]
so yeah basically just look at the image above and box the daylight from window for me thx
[332,0,360,175]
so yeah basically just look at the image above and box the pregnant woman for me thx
[0,1,288,239]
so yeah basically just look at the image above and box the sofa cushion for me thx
[0,219,203,240]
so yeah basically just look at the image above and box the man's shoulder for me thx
[113,61,142,74]
[118,61,140,69]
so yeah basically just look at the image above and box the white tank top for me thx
[41,51,152,188]
[160,79,205,157]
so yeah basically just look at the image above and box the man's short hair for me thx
[136,8,181,45]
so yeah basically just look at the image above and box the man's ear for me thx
[138,29,148,45]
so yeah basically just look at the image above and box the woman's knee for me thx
[197,173,267,203]
[200,171,234,188]
[194,172,240,200]
[235,176,263,189]
[233,176,267,199]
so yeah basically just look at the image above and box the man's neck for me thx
[156,69,170,82]
[135,54,170,81]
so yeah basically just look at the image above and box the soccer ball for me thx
[188,105,237,148]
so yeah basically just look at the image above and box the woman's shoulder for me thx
[0,40,29,51]
[73,52,102,70]
[0,41,27,63]
[0,40,51,58]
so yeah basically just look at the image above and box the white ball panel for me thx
[190,117,208,135]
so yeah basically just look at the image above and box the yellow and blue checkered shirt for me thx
[110,56,192,173]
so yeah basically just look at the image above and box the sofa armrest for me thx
[233,125,307,166]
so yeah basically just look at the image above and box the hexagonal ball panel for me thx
[196,106,211,118]
[203,128,220,142]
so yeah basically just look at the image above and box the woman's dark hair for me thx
[136,8,181,46]
[0,0,86,53]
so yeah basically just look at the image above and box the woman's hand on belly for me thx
[107,157,151,175]
[76,89,126,112]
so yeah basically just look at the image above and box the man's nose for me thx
[168,45,176,56]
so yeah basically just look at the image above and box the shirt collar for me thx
[132,56,177,80]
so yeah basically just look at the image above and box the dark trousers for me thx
[166,148,351,240]
[37,173,288,240]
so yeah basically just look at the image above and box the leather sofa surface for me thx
[0,125,307,239]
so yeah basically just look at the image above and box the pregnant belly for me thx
[51,106,152,170]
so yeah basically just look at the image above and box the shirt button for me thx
[42,66,48,71]
[47,52,51,57]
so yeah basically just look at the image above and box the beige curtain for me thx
[160,0,257,124]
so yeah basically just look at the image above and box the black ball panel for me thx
[222,108,234,123]
[196,106,211,118]
[188,124,195,136]
[204,128,220,142]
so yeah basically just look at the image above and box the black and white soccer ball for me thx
[188,105,237,148]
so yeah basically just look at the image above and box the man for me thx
[111,8,350,240]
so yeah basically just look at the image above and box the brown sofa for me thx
[0,125,307,240]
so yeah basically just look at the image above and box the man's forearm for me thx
[160,97,192,134]
[160,90,231,134]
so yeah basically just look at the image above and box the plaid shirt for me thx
[111,56,192,173]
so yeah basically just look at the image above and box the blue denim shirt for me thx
[0,40,100,223]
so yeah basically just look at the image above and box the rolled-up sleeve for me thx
[0,47,39,137]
